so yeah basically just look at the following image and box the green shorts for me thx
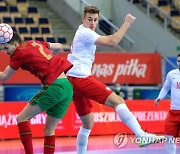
[29,78,73,119]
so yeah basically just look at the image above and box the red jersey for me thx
[9,40,72,85]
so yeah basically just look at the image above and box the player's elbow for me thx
[0,77,7,81]
[108,40,118,47]
[96,36,118,47]
[107,36,119,47]
[0,73,8,81]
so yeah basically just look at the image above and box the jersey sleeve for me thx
[157,72,171,100]
[9,50,22,70]
[81,28,100,44]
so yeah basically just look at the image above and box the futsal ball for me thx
[0,23,13,43]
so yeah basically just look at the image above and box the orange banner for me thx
[92,52,162,84]
[0,100,170,139]
[0,52,162,84]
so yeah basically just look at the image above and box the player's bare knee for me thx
[105,93,125,108]
[80,113,94,129]
[82,122,94,130]
[16,113,31,123]
[81,118,94,129]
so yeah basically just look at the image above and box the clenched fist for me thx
[125,14,136,28]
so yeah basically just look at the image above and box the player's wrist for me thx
[157,98,161,101]
[123,22,131,29]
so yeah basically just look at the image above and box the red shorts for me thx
[164,110,180,137]
[67,76,113,116]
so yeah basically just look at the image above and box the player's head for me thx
[177,53,180,69]
[0,32,22,56]
[82,6,99,31]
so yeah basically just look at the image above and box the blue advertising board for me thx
[4,85,42,101]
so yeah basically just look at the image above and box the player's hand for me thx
[154,98,161,106]
[125,14,136,28]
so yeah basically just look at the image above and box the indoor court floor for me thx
[0,135,179,154]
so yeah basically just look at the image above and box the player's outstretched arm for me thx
[154,73,171,107]
[95,13,136,47]
[0,65,16,81]
[48,42,69,54]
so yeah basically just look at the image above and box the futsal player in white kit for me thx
[155,53,180,154]
[67,6,165,154]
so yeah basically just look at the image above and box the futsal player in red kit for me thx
[0,32,73,154]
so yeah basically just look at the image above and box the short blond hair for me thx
[84,6,99,16]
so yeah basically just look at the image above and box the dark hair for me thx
[8,32,22,45]
[177,53,180,57]
[84,6,99,16]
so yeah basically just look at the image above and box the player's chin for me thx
[89,26,95,30]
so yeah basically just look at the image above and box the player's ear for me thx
[0,44,4,50]
[82,15,86,22]
[14,42,19,48]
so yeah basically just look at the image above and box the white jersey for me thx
[67,24,100,77]
[158,69,180,110]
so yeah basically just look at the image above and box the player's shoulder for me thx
[168,69,179,75]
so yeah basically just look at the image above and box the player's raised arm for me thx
[95,13,136,47]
